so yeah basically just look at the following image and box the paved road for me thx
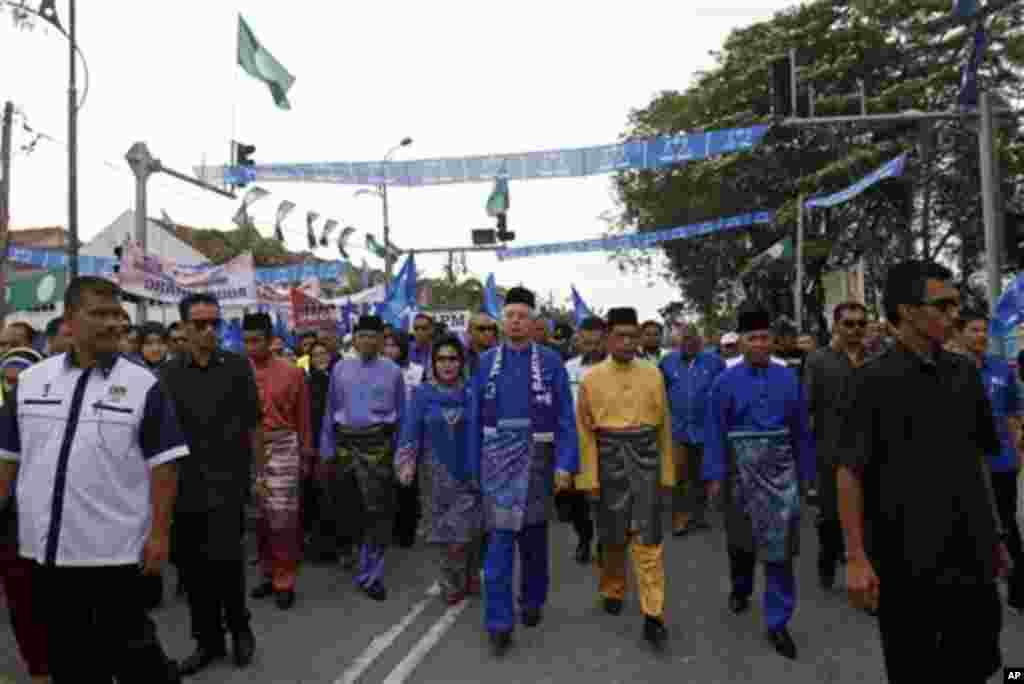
[3,510,1023,683]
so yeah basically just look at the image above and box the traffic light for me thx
[113,246,123,274]
[496,214,515,242]
[232,142,256,188]
[770,55,793,118]
[472,229,496,246]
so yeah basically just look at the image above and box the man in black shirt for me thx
[837,261,1008,683]
[161,293,265,676]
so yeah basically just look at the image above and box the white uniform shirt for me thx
[0,353,188,567]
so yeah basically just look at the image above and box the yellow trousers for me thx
[597,532,665,618]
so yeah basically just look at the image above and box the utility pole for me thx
[1,102,13,323]
[794,194,804,332]
[979,91,1004,356]
[67,0,79,278]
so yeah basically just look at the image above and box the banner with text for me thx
[291,288,338,331]
[117,242,257,305]
[411,309,471,334]
[495,211,774,261]
[199,125,770,188]
[4,246,348,286]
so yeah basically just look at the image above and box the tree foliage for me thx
[613,0,1024,328]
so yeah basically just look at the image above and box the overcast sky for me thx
[2,0,785,320]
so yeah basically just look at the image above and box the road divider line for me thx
[380,598,471,684]
[334,597,431,684]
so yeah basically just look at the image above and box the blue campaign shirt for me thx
[978,354,1020,472]
[319,356,406,460]
[659,350,726,445]
[703,361,815,484]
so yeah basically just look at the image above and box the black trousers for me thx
[175,508,251,648]
[325,467,364,552]
[877,576,1002,683]
[35,563,178,683]
[394,477,421,548]
[991,470,1024,607]
[556,491,593,545]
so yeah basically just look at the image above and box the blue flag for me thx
[273,311,294,350]
[378,255,417,328]
[571,285,594,328]
[991,273,1024,338]
[958,24,986,108]
[483,273,504,319]
[220,318,243,353]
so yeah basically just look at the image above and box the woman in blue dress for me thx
[395,335,483,604]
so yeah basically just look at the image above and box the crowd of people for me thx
[0,260,1020,682]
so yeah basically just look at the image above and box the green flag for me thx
[5,269,67,312]
[485,177,510,217]
[237,15,295,110]
[365,235,388,259]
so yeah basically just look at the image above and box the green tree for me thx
[613,0,1024,328]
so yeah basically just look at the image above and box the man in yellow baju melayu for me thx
[575,306,675,650]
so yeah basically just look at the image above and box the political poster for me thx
[117,242,257,305]
[412,309,470,334]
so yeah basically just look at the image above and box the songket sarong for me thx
[481,419,555,532]
[335,423,398,547]
[724,429,801,563]
[257,430,303,590]
[595,427,663,546]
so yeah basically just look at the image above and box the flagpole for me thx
[794,195,804,333]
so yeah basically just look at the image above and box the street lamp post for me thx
[381,137,412,283]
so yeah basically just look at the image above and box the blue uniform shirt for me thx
[977,354,1020,472]
[659,350,726,445]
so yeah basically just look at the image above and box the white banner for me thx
[117,242,257,305]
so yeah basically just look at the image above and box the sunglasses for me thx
[920,298,960,314]
[842,320,868,329]
[474,326,498,333]
[191,319,222,332]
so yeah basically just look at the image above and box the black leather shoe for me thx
[232,630,256,668]
[728,594,750,614]
[603,597,623,615]
[575,540,592,565]
[364,581,388,601]
[643,616,668,649]
[818,567,836,591]
[250,581,273,599]
[521,607,542,627]
[276,590,296,610]
[767,627,797,659]
[489,630,511,657]
[179,645,226,676]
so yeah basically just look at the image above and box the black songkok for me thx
[737,308,773,334]
[606,307,639,328]
[242,312,273,335]
[504,286,536,309]
[354,315,384,333]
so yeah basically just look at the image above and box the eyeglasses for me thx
[842,320,868,329]
[920,298,960,315]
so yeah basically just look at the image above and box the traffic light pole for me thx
[125,141,236,322]
[781,102,1011,345]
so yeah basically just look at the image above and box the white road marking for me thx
[380,599,471,684]
[334,597,431,684]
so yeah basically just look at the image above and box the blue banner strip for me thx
[198,125,771,188]
[804,153,908,209]
[495,211,774,261]
[5,246,349,284]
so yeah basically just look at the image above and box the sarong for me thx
[336,423,397,547]
[595,427,663,546]
[481,419,555,532]
[257,430,302,589]
[725,429,801,563]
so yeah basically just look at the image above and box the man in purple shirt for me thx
[320,315,406,600]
